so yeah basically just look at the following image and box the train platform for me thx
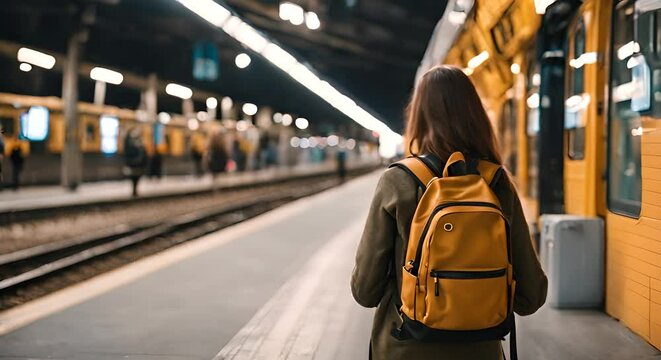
[0,161,376,214]
[0,171,658,360]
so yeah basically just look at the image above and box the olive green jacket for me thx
[351,167,548,360]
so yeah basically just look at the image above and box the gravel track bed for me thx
[0,177,331,255]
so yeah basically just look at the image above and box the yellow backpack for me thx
[390,151,517,358]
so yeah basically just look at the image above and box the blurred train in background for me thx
[424,0,660,351]
[0,92,379,185]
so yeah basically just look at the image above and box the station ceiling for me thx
[0,0,446,134]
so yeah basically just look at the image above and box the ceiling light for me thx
[234,23,268,52]
[282,114,293,126]
[235,53,251,69]
[305,12,321,30]
[166,83,193,99]
[90,67,124,85]
[295,117,309,130]
[299,137,310,148]
[158,112,171,124]
[327,135,339,147]
[206,97,218,109]
[290,136,300,147]
[273,112,283,123]
[17,47,55,69]
[221,97,233,111]
[617,41,640,60]
[510,63,521,75]
[242,103,258,116]
[174,0,231,27]
[19,63,32,72]
[527,93,540,109]
[262,43,298,72]
[279,2,299,21]
[467,51,489,69]
[187,118,199,130]
[462,67,474,76]
[532,73,541,86]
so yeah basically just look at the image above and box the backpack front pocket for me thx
[424,268,508,330]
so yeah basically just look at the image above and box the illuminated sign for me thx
[100,115,119,154]
[20,106,49,141]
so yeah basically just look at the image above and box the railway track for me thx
[0,176,345,306]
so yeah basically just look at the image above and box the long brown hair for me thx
[405,65,502,164]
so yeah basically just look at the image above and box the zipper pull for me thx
[434,277,439,296]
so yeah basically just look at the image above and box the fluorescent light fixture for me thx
[17,47,55,69]
[282,114,293,126]
[462,67,474,76]
[327,135,339,147]
[527,93,540,109]
[289,63,322,92]
[618,41,640,60]
[236,120,249,132]
[90,67,124,85]
[242,103,258,116]
[206,97,218,109]
[174,0,231,27]
[166,83,193,99]
[295,117,309,130]
[467,51,489,69]
[262,43,298,72]
[305,12,321,30]
[534,0,556,14]
[280,2,305,25]
[626,56,640,69]
[221,96,233,111]
[222,16,243,34]
[290,136,300,147]
[187,118,199,131]
[510,63,521,75]
[569,52,598,69]
[279,2,299,21]
[158,112,171,124]
[234,23,269,52]
[532,73,541,86]
[235,53,251,69]
[19,63,32,72]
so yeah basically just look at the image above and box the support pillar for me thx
[61,28,84,191]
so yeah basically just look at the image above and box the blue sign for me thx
[193,42,219,81]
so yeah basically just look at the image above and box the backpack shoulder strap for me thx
[477,160,504,188]
[388,156,437,189]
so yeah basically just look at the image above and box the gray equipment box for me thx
[539,214,605,308]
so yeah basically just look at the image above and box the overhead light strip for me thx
[173,0,401,153]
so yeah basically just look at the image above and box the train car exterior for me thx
[422,0,661,350]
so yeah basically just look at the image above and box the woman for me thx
[123,126,147,197]
[206,130,229,189]
[351,66,547,360]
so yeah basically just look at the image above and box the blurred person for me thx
[336,148,347,182]
[232,138,247,172]
[123,127,147,197]
[206,131,229,188]
[9,143,24,191]
[148,149,163,179]
[191,134,205,177]
[0,126,4,190]
[351,66,547,360]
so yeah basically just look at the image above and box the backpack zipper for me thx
[410,201,501,276]
[430,268,507,296]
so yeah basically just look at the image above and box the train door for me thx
[605,0,661,349]
[563,0,611,216]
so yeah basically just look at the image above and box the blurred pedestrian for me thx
[190,134,205,177]
[206,131,229,190]
[123,127,147,197]
[9,143,24,191]
[148,150,163,179]
[336,148,347,182]
[0,126,5,190]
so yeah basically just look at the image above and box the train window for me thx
[607,0,642,218]
[0,116,14,136]
[565,17,587,160]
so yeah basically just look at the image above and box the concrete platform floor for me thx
[0,171,658,359]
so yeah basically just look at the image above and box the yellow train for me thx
[432,0,661,351]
